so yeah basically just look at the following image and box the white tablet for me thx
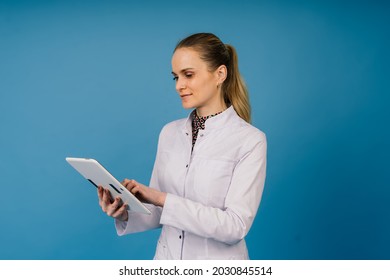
[66,157,151,215]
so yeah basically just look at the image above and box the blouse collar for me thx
[192,110,223,130]
[183,106,238,133]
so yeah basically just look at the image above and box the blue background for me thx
[0,0,389,259]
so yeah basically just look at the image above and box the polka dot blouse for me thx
[191,110,223,148]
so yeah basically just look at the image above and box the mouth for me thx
[180,94,192,98]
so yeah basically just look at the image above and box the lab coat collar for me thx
[182,106,238,133]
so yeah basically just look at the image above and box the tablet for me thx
[66,157,151,215]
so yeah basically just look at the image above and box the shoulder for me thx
[229,118,267,162]
[230,114,267,147]
[156,117,187,147]
[160,117,186,135]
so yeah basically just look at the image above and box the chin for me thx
[181,102,195,110]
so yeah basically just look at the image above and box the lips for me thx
[180,94,192,98]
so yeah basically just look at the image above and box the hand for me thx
[97,186,128,221]
[122,179,166,207]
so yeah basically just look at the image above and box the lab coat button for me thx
[186,164,188,168]
[179,235,182,239]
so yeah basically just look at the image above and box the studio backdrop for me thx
[0,0,389,259]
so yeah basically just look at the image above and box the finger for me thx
[124,180,138,192]
[109,199,125,217]
[97,186,104,201]
[122,178,136,185]
[104,189,114,203]
[102,189,113,211]
[106,197,121,216]
[112,203,128,219]
[129,185,141,195]
[121,178,131,186]
[122,178,137,187]
[100,188,107,211]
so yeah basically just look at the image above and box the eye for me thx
[172,76,178,81]
[185,72,193,78]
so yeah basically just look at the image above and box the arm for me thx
[97,129,166,235]
[114,154,164,235]
[160,138,267,244]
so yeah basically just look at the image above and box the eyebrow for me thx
[171,68,195,75]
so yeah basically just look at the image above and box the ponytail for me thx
[223,44,251,123]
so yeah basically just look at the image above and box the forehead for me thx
[171,48,207,71]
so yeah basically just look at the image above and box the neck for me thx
[196,100,227,117]
[196,107,226,117]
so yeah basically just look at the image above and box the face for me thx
[171,47,226,116]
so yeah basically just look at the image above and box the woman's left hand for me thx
[122,179,167,207]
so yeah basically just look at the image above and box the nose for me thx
[175,78,186,93]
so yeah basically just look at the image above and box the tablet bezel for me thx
[66,157,151,215]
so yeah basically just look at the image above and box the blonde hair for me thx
[174,33,251,123]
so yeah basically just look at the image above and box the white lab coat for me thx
[115,106,267,259]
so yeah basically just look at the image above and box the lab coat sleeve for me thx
[115,204,162,236]
[115,134,164,236]
[160,136,267,245]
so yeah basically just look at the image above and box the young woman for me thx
[97,33,267,259]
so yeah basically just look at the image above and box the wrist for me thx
[158,193,167,207]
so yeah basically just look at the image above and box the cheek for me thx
[186,80,200,94]
[196,78,211,91]
[190,74,216,95]
[201,80,217,96]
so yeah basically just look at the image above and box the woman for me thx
[97,33,267,259]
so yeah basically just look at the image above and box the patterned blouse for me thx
[191,110,223,148]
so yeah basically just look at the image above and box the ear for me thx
[215,65,227,85]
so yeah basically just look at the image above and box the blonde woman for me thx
[98,33,267,260]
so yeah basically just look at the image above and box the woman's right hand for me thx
[97,186,128,221]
